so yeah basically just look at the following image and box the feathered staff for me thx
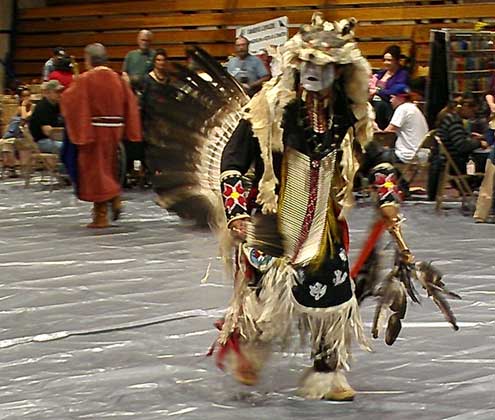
[353,241,461,345]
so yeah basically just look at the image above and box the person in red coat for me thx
[61,43,142,228]
[48,53,75,89]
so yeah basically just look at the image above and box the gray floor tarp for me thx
[0,179,494,419]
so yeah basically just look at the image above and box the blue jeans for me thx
[37,138,63,154]
[2,116,22,139]
[37,138,67,174]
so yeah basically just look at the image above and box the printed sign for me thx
[236,16,289,54]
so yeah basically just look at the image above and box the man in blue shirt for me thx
[226,36,270,97]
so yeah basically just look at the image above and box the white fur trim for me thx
[223,258,371,370]
[298,369,355,400]
[298,369,337,399]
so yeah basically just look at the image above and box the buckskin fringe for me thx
[220,258,370,368]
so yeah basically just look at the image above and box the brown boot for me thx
[87,202,110,228]
[110,196,122,221]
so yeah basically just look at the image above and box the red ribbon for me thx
[350,219,386,280]
[206,319,246,371]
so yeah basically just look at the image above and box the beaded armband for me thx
[220,170,250,226]
[370,162,402,207]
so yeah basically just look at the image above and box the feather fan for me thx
[145,47,249,227]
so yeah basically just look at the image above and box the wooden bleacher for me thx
[13,0,495,82]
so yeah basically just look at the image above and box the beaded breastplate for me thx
[278,147,337,265]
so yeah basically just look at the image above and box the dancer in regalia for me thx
[212,14,459,401]
[145,14,460,401]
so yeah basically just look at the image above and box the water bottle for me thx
[466,159,475,175]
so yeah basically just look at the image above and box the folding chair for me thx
[17,127,61,190]
[0,138,17,178]
[434,136,475,213]
[394,129,437,192]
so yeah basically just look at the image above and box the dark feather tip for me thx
[385,314,402,346]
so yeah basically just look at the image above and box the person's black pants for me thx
[123,139,146,173]
[371,98,393,130]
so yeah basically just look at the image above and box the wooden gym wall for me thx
[13,0,495,83]
[1,0,15,91]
